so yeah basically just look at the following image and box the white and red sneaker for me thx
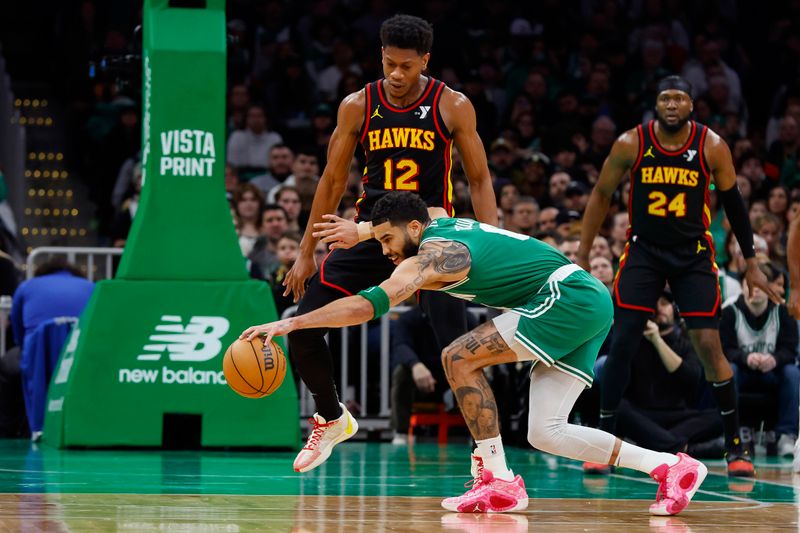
[293,403,358,473]
[441,469,528,513]
[649,452,708,515]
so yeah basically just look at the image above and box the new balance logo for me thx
[416,105,431,119]
[684,149,697,162]
[137,315,229,362]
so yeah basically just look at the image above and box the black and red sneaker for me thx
[725,437,755,478]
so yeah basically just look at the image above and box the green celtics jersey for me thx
[420,217,572,309]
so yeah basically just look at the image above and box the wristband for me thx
[357,221,373,242]
[358,286,390,319]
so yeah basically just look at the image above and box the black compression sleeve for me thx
[718,185,755,258]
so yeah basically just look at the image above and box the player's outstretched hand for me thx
[240,318,297,344]
[283,253,318,303]
[312,214,359,250]
[744,260,785,305]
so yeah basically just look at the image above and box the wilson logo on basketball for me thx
[263,350,275,371]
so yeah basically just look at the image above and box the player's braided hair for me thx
[380,14,433,55]
[372,192,430,227]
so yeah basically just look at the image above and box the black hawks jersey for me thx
[355,77,454,221]
[629,120,712,246]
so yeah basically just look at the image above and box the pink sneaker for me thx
[441,469,528,513]
[293,403,358,473]
[649,452,708,515]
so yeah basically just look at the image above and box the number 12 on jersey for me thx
[383,158,420,191]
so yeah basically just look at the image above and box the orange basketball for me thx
[223,336,287,398]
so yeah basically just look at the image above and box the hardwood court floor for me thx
[0,440,796,531]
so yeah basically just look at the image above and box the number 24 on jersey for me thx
[648,191,686,218]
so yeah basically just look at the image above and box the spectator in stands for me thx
[498,183,520,222]
[545,171,571,208]
[555,209,582,238]
[590,256,614,291]
[590,235,613,262]
[488,138,518,183]
[518,151,549,199]
[10,258,93,350]
[265,147,320,203]
[275,186,303,232]
[739,151,767,197]
[249,204,289,279]
[564,181,590,213]
[317,40,362,103]
[749,200,768,227]
[580,116,616,177]
[765,116,800,183]
[233,183,266,257]
[270,231,301,316]
[227,84,251,134]
[538,206,559,234]
[721,262,800,457]
[754,213,786,268]
[558,235,580,262]
[768,185,790,225]
[596,291,724,454]
[251,144,294,197]
[226,104,283,176]
[390,306,447,445]
[505,196,539,236]
[681,35,743,113]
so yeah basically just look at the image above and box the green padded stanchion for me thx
[44,0,299,448]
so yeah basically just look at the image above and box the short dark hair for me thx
[380,14,434,55]
[263,203,288,218]
[34,257,84,278]
[372,192,430,226]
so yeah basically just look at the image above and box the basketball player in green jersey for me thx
[242,192,708,516]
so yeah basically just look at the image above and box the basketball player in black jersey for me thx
[577,76,782,477]
[281,14,497,473]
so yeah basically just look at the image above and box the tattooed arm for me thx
[241,240,471,342]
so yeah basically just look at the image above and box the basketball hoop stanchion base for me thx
[44,280,299,448]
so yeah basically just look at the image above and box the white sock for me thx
[615,441,678,474]
[476,436,514,481]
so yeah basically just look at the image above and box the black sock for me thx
[313,391,343,421]
[599,410,617,434]
[711,379,739,447]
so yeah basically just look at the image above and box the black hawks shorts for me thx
[613,235,721,329]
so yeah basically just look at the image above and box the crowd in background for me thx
[2,1,800,451]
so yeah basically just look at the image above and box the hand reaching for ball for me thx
[240,317,297,344]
